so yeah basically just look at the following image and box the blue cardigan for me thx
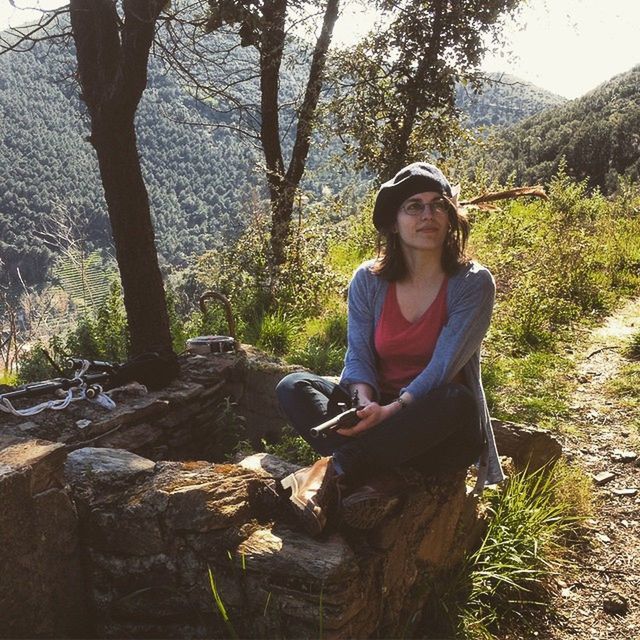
[340,259,505,489]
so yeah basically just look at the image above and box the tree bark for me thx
[260,0,340,269]
[70,0,174,358]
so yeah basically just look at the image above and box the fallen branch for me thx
[586,345,620,359]
[461,185,548,209]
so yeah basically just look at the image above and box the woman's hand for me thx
[337,401,401,437]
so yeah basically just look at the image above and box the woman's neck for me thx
[402,248,445,284]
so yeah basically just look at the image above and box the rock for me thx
[593,471,615,486]
[490,419,562,471]
[0,435,67,494]
[595,532,611,543]
[65,447,155,491]
[611,488,638,497]
[603,591,629,616]
[107,382,149,402]
[0,436,90,638]
[238,452,301,479]
[17,421,38,432]
[612,449,637,463]
[112,586,192,622]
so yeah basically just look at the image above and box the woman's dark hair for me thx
[370,197,470,280]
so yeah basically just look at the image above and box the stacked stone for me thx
[0,436,89,637]
[0,353,250,463]
[63,447,474,638]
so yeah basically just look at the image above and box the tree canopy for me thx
[327,0,523,179]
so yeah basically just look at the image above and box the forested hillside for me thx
[0,34,570,292]
[0,39,355,290]
[456,72,566,129]
[467,65,640,192]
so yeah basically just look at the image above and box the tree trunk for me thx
[261,0,340,269]
[92,120,173,356]
[70,0,175,358]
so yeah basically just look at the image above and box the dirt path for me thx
[546,296,640,639]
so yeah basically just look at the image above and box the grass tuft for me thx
[624,329,640,360]
[423,463,588,639]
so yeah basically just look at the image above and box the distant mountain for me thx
[466,65,640,193]
[456,72,567,129]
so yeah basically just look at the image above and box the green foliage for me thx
[456,72,566,130]
[468,167,640,428]
[191,206,349,356]
[471,165,640,354]
[208,567,239,640]
[326,195,378,277]
[327,0,521,178]
[482,352,572,428]
[209,397,248,463]
[465,65,640,194]
[606,362,640,433]
[287,308,347,376]
[624,329,640,360]
[458,466,580,636]
[0,40,360,294]
[0,370,18,386]
[53,250,115,314]
[262,425,319,467]
[257,312,298,357]
[17,282,130,383]
[16,342,62,384]
[423,464,586,639]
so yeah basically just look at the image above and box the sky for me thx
[1,0,639,100]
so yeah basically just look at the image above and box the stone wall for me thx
[64,448,475,639]
[0,348,297,463]
[0,348,552,638]
[0,436,89,638]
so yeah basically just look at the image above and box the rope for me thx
[0,359,116,416]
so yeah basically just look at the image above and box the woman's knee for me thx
[276,371,309,402]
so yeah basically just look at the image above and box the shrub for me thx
[288,307,348,375]
[625,329,640,360]
[257,312,299,357]
[288,336,345,376]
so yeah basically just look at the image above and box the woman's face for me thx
[394,191,450,254]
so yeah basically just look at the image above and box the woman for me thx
[277,162,504,536]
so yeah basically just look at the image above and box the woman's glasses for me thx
[402,198,449,217]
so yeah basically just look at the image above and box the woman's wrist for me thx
[393,393,413,411]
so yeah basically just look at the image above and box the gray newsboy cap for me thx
[372,162,453,230]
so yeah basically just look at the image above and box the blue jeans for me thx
[276,372,483,482]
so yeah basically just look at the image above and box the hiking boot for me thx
[280,457,343,536]
[341,471,405,530]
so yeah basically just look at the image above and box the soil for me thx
[538,296,640,639]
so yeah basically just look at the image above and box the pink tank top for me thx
[374,278,448,395]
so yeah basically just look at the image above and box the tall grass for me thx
[423,463,589,639]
